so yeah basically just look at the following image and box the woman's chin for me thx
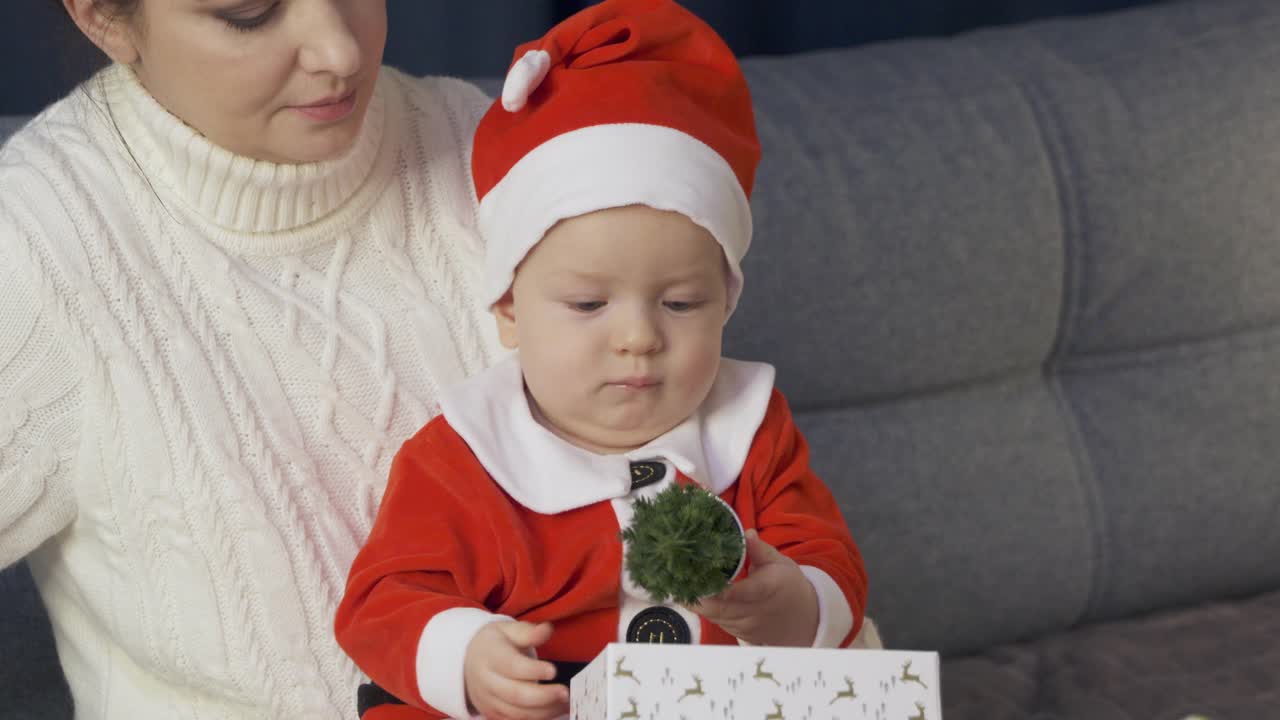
[257,110,366,164]
[285,125,363,164]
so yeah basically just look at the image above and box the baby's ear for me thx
[492,291,520,349]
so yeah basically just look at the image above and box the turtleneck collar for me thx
[98,63,401,255]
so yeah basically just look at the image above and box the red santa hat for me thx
[472,0,761,313]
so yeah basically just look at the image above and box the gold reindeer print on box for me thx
[753,659,781,686]
[900,661,927,690]
[679,676,705,702]
[830,677,857,705]
[614,657,640,685]
[575,645,941,720]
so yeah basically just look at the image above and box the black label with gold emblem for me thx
[625,606,691,644]
[628,461,666,491]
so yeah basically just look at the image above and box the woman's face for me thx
[105,0,387,164]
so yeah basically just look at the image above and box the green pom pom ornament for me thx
[619,483,746,605]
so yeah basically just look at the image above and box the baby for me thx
[336,2,868,718]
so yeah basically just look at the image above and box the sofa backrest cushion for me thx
[725,0,1280,654]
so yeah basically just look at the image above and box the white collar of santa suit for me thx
[438,354,777,515]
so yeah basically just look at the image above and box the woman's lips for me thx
[292,90,357,122]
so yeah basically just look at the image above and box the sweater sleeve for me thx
[744,390,868,648]
[0,233,81,570]
[335,421,509,719]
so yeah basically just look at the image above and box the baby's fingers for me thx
[691,579,753,618]
[498,620,555,651]
[497,646,558,683]
[488,675,570,719]
[714,573,774,607]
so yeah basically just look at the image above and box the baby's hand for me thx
[463,621,569,720]
[689,530,819,647]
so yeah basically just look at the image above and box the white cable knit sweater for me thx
[0,63,502,719]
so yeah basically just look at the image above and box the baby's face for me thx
[494,205,730,454]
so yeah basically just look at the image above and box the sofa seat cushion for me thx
[941,587,1280,719]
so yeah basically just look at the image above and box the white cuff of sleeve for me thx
[800,565,855,648]
[416,607,512,719]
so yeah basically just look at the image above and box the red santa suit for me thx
[335,356,868,719]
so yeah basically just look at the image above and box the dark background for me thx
[10,0,1168,116]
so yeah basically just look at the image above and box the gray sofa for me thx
[4,0,1279,717]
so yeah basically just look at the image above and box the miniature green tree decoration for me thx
[620,484,746,605]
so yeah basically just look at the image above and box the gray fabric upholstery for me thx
[942,587,1280,718]
[725,0,1280,655]
[3,0,1279,717]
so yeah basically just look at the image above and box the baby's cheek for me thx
[684,349,723,397]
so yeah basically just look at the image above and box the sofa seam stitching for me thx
[997,46,1112,627]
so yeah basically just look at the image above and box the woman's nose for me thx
[297,2,363,78]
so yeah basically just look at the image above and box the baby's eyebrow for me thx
[549,269,615,283]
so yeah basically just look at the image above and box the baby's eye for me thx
[664,300,704,313]
[569,301,606,313]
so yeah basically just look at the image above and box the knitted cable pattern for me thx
[0,65,499,719]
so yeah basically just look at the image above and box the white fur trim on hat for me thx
[478,123,752,312]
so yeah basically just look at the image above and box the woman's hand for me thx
[689,530,820,647]
[463,621,569,720]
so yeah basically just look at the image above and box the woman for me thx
[1,1,501,717]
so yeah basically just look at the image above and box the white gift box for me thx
[570,643,942,720]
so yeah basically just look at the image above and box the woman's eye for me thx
[569,301,606,313]
[220,3,280,32]
[664,300,703,312]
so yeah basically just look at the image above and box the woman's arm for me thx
[0,230,83,569]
